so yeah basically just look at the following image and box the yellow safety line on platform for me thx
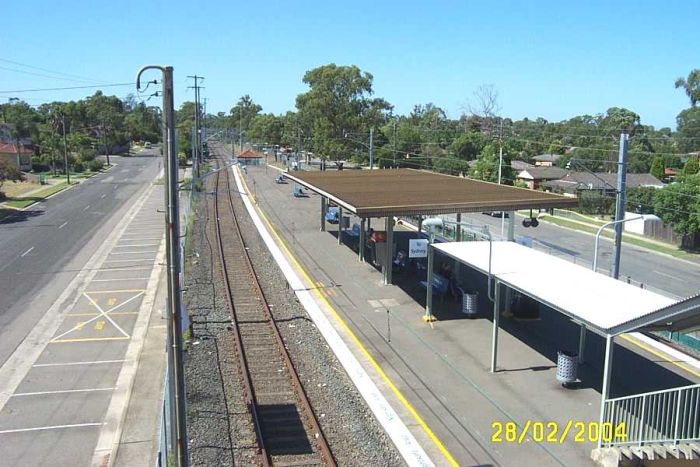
[50,337,130,343]
[239,171,458,466]
[620,334,700,379]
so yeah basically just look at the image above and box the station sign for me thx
[409,239,429,258]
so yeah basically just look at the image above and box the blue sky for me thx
[1,0,698,128]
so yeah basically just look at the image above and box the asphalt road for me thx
[450,212,700,299]
[0,151,161,365]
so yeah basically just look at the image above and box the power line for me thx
[0,57,107,83]
[0,82,135,94]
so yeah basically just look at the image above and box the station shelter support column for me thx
[598,335,615,448]
[320,197,326,232]
[338,206,343,245]
[359,218,366,262]
[417,216,423,235]
[454,213,462,277]
[384,216,394,285]
[425,242,434,321]
[504,211,515,313]
[491,279,501,372]
[578,323,587,364]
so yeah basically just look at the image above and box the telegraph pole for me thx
[393,121,397,167]
[61,115,70,185]
[239,109,243,155]
[369,127,374,170]
[611,132,629,279]
[137,65,188,467]
[101,120,110,166]
[188,75,204,178]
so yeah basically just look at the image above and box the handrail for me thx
[601,383,700,447]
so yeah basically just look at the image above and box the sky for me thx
[1,0,698,129]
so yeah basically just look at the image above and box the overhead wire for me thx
[0,57,107,83]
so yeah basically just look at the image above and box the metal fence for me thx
[602,384,700,447]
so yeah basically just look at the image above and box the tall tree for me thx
[230,95,262,136]
[675,69,700,107]
[650,156,666,180]
[653,175,700,238]
[295,64,392,160]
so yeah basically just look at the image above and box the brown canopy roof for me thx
[284,168,579,218]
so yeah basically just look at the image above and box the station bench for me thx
[418,273,449,302]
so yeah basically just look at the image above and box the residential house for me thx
[532,153,563,167]
[516,166,567,190]
[0,142,33,171]
[543,171,663,196]
[511,160,534,171]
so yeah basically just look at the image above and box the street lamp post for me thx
[592,215,644,274]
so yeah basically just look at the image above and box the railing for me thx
[601,384,700,447]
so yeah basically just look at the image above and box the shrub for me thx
[88,159,104,172]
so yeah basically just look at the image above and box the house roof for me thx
[517,167,567,181]
[237,150,262,159]
[511,160,535,171]
[283,168,579,218]
[532,153,563,162]
[0,143,33,154]
[549,171,663,191]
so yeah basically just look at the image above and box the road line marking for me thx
[109,251,157,255]
[58,221,68,229]
[20,247,34,257]
[102,259,155,263]
[0,423,103,434]
[12,387,115,397]
[50,337,130,343]
[620,334,700,379]
[653,270,684,282]
[100,194,106,199]
[86,289,146,294]
[114,244,160,248]
[84,204,91,211]
[90,277,150,282]
[65,312,138,317]
[33,360,127,368]
[97,267,152,272]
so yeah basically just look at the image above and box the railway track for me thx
[211,151,336,467]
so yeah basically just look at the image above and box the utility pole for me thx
[60,115,70,185]
[393,121,397,167]
[611,132,629,280]
[101,120,110,166]
[188,75,204,179]
[498,120,505,237]
[369,127,374,170]
[239,109,243,155]
[137,65,188,467]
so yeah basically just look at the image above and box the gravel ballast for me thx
[183,160,405,466]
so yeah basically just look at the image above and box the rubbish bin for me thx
[556,350,578,387]
[461,290,478,318]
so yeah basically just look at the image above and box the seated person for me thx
[439,262,460,300]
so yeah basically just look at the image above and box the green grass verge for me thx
[4,181,69,209]
[539,215,691,259]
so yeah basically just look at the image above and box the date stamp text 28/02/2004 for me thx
[492,421,627,444]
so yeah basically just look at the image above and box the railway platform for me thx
[238,162,700,467]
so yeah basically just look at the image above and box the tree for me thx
[675,69,700,107]
[626,186,657,214]
[0,158,25,198]
[295,64,392,160]
[230,95,262,136]
[653,175,700,237]
[247,113,283,146]
[650,156,666,180]
[676,107,700,153]
[683,157,699,176]
[469,144,513,183]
